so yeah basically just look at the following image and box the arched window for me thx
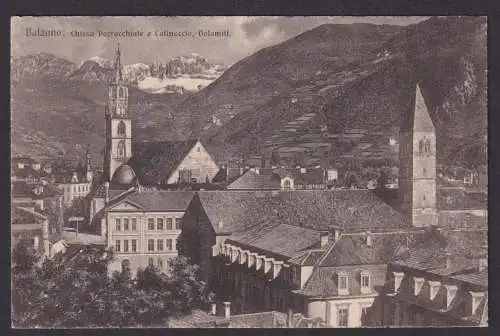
[117,121,126,136]
[121,259,131,272]
[158,258,164,269]
[419,140,424,154]
[148,258,154,267]
[118,87,123,98]
[117,140,126,158]
[425,140,431,153]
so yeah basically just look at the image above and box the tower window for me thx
[419,140,424,154]
[117,140,126,158]
[117,121,126,136]
[425,140,431,153]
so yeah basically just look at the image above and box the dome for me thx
[111,164,137,189]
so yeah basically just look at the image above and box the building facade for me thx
[92,188,194,275]
[379,227,488,327]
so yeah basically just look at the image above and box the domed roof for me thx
[111,164,137,189]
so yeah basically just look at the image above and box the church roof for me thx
[401,84,435,132]
[193,190,408,235]
[127,140,198,186]
[110,164,137,190]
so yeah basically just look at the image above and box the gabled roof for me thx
[226,223,321,259]
[127,140,198,185]
[109,190,195,212]
[195,190,407,234]
[318,230,427,267]
[12,205,46,225]
[288,250,325,266]
[228,311,288,328]
[12,181,62,199]
[392,228,488,273]
[227,170,280,190]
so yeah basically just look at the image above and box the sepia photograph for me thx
[10,16,487,328]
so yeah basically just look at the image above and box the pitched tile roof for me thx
[226,223,321,259]
[228,311,288,328]
[438,188,487,210]
[438,212,487,229]
[127,140,198,185]
[109,190,194,212]
[288,250,325,266]
[451,269,488,287]
[12,205,46,225]
[167,309,228,328]
[11,181,62,199]
[392,228,487,270]
[196,190,406,234]
[318,231,427,267]
[227,170,280,190]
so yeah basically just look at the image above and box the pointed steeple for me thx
[413,84,435,132]
[114,42,123,83]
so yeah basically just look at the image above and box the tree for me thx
[11,242,210,328]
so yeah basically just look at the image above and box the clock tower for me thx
[103,43,132,181]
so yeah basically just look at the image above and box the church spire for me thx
[413,84,435,132]
[114,42,123,83]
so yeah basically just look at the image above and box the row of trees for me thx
[12,241,211,328]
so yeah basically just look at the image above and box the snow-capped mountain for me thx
[69,53,227,93]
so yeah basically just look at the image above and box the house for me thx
[125,139,220,187]
[90,186,194,275]
[214,226,426,327]
[11,205,49,256]
[168,301,325,328]
[54,147,94,207]
[227,167,329,191]
[12,180,63,214]
[379,227,488,327]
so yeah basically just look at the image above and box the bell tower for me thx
[399,84,437,227]
[103,42,132,181]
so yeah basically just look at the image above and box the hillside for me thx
[168,17,487,168]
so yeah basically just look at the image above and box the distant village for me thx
[11,45,487,328]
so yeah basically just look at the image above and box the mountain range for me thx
[11,17,487,170]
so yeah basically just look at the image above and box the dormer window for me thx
[360,271,371,294]
[413,277,425,296]
[393,272,404,293]
[337,272,349,295]
[469,291,485,315]
[444,285,458,309]
[428,281,441,301]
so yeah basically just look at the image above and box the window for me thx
[117,121,126,136]
[148,239,155,251]
[337,306,349,327]
[131,240,137,252]
[166,239,173,251]
[419,140,424,154]
[425,140,431,153]
[283,179,292,190]
[148,258,154,267]
[115,218,121,231]
[148,218,155,230]
[117,140,126,158]
[166,218,173,230]
[121,259,130,272]
[157,239,164,251]
[175,218,182,230]
[66,186,70,192]
[123,218,129,231]
[179,169,192,183]
[115,240,121,252]
[338,272,349,294]
[361,271,371,293]
[157,218,164,230]
[73,186,76,193]
[158,258,164,269]
[131,218,137,231]
[123,240,129,252]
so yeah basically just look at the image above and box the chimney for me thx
[320,231,329,247]
[223,301,231,319]
[104,182,110,203]
[211,302,217,316]
[287,309,293,328]
[366,231,373,247]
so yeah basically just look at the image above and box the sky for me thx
[11,16,428,65]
